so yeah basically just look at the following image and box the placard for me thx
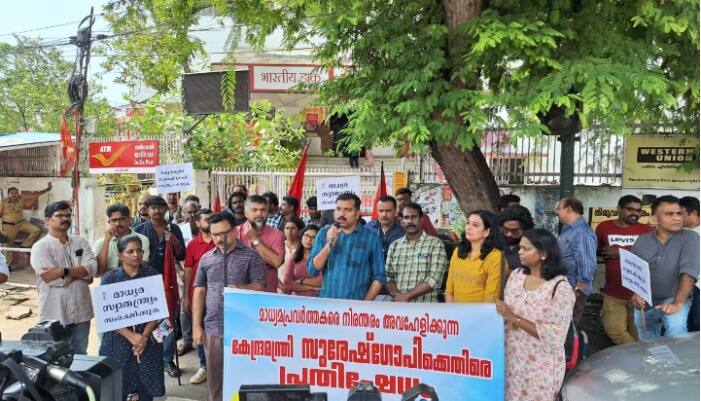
[588,206,652,230]
[316,176,361,210]
[92,275,168,334]
[392,171,408,196]
[619,248,652,306]
[156,163,194,194]
[88,140,159,173]
[223,289,504,401]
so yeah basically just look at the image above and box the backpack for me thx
[552,280,586,370]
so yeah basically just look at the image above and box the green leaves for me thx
[0,37,113,133]
[221,69,237,112]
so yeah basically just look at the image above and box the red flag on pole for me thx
[212,190,222,212]
[288,142,309,200]
[370,162,387,220]
[163,241,180,327]
[59,115,76,177]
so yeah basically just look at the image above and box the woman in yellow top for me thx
[446,210,503,303]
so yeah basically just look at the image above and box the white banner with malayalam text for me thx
[223,289,505,401]
[92,275,168,334]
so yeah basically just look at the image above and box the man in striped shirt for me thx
[308,193,386,300]
[556,197,597,325]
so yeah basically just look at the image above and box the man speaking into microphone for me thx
[308,193,386,300]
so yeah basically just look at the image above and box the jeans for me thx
[163,332,175,363]
[634,297,692,341]
[179,284,192,344]
[197,344,207,369]
[65,321,90,355]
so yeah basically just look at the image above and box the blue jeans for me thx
[65,321,90,355]
[179,284,192,344]
[163,332,175,363]
[197,344,206,369]
[634,297,692,341]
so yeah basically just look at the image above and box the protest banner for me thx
[223,289,505,401]
[316,175,361,210]
[156,162,194,194]
[619,248,652,306]
[92,275,168,334]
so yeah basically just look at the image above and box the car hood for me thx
[561,334,700,401]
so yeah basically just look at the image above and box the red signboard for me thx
[88,140,159,173]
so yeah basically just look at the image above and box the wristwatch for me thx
[252,239,261,247]
[62,268,69,278]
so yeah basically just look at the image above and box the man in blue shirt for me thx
[556,197,597,326]
[365,195,405,261]
[308,193,386,300]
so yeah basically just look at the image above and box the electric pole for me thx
[67,7,96,235]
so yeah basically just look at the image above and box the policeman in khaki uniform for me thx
[1,184,51,266]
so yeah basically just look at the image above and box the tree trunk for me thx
[432,0,501,213]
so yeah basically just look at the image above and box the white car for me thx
[560,333,699,401]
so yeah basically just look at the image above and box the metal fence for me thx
[211,166,415,214]
[0,145,59,177]
[419,129,626,186]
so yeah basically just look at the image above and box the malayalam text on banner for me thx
[316,176,362,210]
[156,162,194,194]
[620,248,652,306]
[92,275,168,334]
[223,289,505,401]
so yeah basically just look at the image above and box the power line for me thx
[0,20,84,37]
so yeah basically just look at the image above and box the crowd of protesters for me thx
[6,182,697,401]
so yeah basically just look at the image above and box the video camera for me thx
[0,320,120,401]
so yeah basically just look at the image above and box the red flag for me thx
[288,143,309,200]
[371,163,387,220]
[163,241,180,327]
[212,190,222,212]
[59,115,76,177]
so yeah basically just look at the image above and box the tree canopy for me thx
[100,0,699,210]
[0,37,114,133]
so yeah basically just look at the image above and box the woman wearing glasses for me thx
[99,235,164,401]
[283,225,323,296]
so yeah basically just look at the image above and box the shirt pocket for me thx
[349,245,367,268]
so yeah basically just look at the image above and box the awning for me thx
[0,133,60,152]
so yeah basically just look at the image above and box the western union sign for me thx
[623,134,699,190]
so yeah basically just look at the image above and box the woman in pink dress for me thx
[496,228,575,401]
[283,225,323,296]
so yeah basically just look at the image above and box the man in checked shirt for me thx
[386,201,447,302]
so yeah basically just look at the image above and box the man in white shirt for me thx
[30,201,97,354]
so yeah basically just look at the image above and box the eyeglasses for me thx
[211,229,232,238]
[303,233,316,240]
[122,249,144,254]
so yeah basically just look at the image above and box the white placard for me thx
[316,175,361,210]
[156,162,193,194]
[92,274,169,334]
[179,222,193,246]
[619,248,652,306]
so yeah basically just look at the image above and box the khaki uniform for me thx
[0,198,41,265]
